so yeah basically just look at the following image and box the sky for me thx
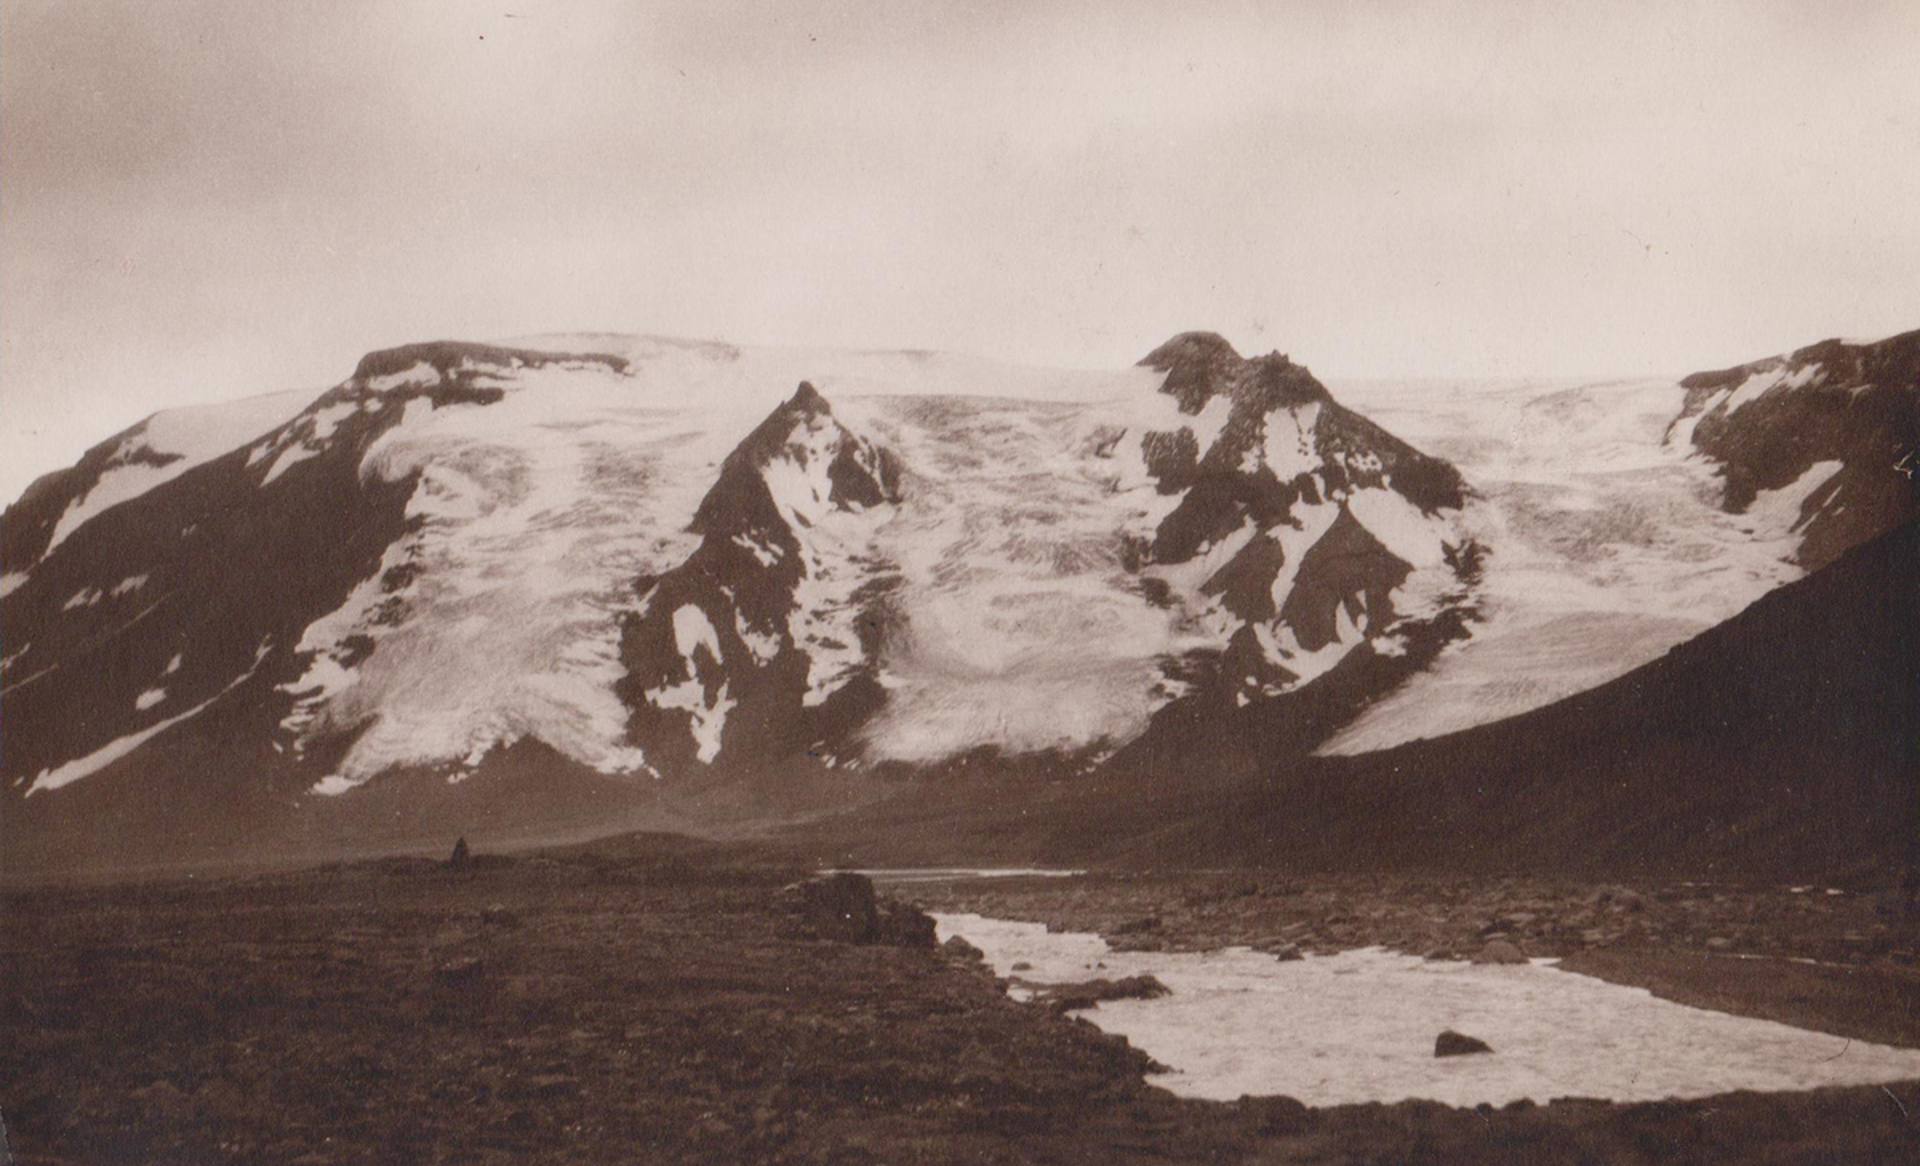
[3,0,1917,504]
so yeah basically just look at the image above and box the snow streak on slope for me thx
[1320,377,1819,754]
[41,391,312,554]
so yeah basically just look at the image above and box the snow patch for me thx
[671,604,722,663]
[1262,403,1321,481]
[111,574,150,596]
[648,677,734,763]
[43,390,311,554]
[27,644,269,795]
[0,571,25,599]
[364,361,442,393]
[1346,488,1447,568]
[938,914,1920,1106]
[62,587,103,611]
[1746,459,1843,535]
[135,687,166,710]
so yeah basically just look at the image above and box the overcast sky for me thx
[3,0,1917,504]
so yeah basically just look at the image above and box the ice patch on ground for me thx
[937,913,1920,1107]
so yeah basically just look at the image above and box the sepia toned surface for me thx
[2,2,1916,1163]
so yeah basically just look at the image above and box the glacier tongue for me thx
[281,355,716,789]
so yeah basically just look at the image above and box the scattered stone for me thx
[480,903,520,928]
[1423,947,1456,962]
[1472,940,1527,965]
[1435,1030,1493,1057]
[1706,936,1733,951]
[1271,943,1304,962]
[1011,961,1033,971]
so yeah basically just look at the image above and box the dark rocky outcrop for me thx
[1034,974,1171,1014]
[1063,519,1919,886]
[615,382,901,773]
[772,872,937,949]
[1671,328,1917,569]
[1435,1030,1493,1057]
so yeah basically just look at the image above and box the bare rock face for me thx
[1669,329,1918,569]
[1435,1030,1493,1057]
[615,381,902,774]
[773,872,936,949]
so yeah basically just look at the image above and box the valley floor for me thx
[1,841,1915,1164]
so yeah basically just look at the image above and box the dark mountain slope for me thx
[1671,329,1917,569]
[1073,520,1917,883]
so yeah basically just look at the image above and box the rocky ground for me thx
[2,844,1916,1164]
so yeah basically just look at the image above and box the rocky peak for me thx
[1139,332,1247,413]
[1669,328,1917,569]
[1139,332,1330,417]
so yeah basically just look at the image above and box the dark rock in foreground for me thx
[1037,975,1172,1014]
[1436,1030,1494,1057]
[773,872,936,948]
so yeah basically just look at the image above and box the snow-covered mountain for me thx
[1319,330,1916,754]
[2,332,1483,868]
[1668,329,1917,569]
[2,326,1910,872]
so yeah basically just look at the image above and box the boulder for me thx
[446,836,473,870]
[876,899,937,949]
[1472,940,1527,965]
[941,935,985,961]
[774,872,880,942]
[1435,1030,1493,1057]
[774,872,938,948]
